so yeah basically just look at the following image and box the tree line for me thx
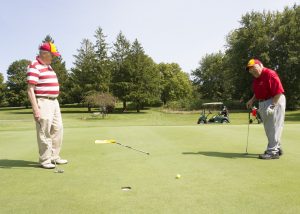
[192,4,299,109]
[0,30,193,112]
[0,4,299,110]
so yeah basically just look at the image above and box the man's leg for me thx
[258,99,279,158]
[36,98,54,166]
[273,95,286,151]
[50,100,65,162]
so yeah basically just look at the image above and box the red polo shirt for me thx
[252,68,284,100]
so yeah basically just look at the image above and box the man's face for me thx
[39,51,53,65]
[248,64,262,78]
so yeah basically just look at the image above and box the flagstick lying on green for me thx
[95,139,150,155]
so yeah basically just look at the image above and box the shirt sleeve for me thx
[269,72,284,97]
[27,64,39,85]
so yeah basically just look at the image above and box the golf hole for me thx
[121,186,132,191]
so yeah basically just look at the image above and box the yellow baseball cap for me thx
[246,59,262,71]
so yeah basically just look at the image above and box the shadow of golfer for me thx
[0,159,40,169]
[182,151,258,159]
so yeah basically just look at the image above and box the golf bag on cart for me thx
[249,106,262,124]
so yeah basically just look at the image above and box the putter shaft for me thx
[116,142,150,155]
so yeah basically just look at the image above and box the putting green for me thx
[1,108,300,213]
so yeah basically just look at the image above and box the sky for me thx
[0,0,298,80]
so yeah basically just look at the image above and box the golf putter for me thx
[38,121,64,173]
[245,110,251,154]
[54,159,64,173]
[116,142,150,155]
[95,140,150,155]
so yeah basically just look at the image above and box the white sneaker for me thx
[41,163,55,169]
[52,159,68,165]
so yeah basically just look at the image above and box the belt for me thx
[36,96,57,100]
[258,98,271,102]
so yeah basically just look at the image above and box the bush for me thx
[84,92,117,113]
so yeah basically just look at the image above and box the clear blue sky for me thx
[0,0,298,80]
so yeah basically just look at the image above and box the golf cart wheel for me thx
[198,120,205,124]
[221,119,229,124]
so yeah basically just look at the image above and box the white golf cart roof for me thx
[202,102,224,106]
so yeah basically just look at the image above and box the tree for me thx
[0,73,7,106]
[70,38,98,103]
[6,59,30,107]
[269,5,300,109]
[94,27,111,93]
[192,52,232,101]
[158,63,193,105]
[43,35,70,104]
[125,39,161,112]
[224,5,300,108]
[225,11,277,101]
[111,32,131,110]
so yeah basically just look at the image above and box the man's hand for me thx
[246,95,256,109]
[27,84,40,121]
[266,104,276,116]
[33,108,41,121]
[246,99,254,109]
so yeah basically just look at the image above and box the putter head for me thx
[54,169,64,173]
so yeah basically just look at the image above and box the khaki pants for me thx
[35,98,63,165]
[259,95,286,154]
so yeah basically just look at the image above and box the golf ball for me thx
[176,174,181,179]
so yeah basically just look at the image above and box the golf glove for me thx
[266,104,276,116]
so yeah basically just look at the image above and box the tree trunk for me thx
[88,104,91,112]
[122,100,127,112]
[136,101,140,113]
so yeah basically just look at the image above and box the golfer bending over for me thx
[246,59,286,160]
[27,42,68,169]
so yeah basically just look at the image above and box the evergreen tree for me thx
[125,39,160,112]
[111,32,131,110]
[70,38,98,103]
[94,27,111,93]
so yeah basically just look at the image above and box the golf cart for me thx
[197,102,230,124]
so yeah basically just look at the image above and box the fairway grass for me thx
[1,108,300,213]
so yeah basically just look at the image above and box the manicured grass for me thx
[1,107,300,213]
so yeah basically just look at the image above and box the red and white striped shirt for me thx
[27,57,60,97]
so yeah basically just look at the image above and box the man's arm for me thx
[246,95,256,109]
[27,84,40,121]
[272,94,282,106]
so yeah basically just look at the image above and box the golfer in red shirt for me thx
[246,59,286,159]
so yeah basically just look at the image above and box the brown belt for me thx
[36,96,57,100]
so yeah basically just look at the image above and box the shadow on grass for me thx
[0,159,40,168]
[182,151,258,159]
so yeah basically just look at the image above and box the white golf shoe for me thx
[52,158,68,165]
[41,163,55,169]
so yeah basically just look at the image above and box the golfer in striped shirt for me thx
[27,42,68,169]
